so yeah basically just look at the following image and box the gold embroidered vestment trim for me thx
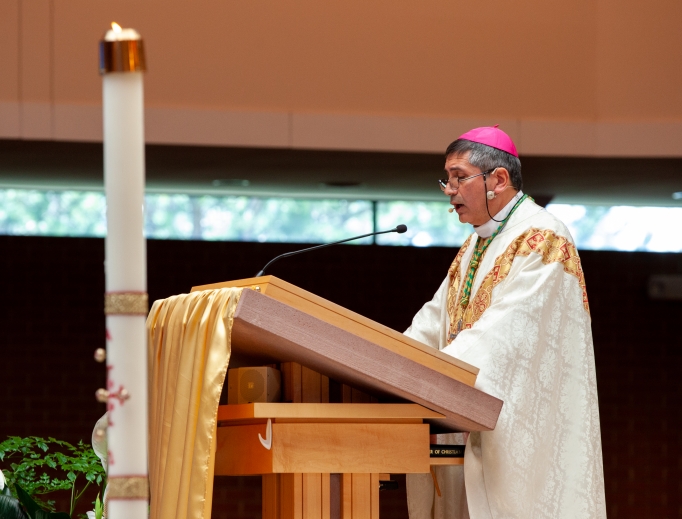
[447,228,590,339]
[445,235,473,340]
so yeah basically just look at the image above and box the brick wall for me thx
[1,235,680,518]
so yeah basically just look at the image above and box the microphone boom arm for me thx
[254,225,406,277]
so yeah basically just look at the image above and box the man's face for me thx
[443,151,491,226]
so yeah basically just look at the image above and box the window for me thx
[0,188,679,252]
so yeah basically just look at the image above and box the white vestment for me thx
[405,197,606,519]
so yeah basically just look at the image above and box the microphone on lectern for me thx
[254,224,408,277]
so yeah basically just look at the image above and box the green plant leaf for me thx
[94,492,103,519]
[2,470,13,497]
[0,493,30,519]
[15,485,72,519]
[2,435,106,515]
[16,485,42,517]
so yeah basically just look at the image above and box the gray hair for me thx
[445,139,523,191]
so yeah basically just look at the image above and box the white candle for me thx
[100,22,149,519]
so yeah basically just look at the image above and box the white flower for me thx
[0,469,6,490]
[92,412,109,471]
[86,512,96,519]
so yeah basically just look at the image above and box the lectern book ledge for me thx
[194,277,503,431]
[215,422,430,475]
[214,404,464,474]
[192,276,478,386]
[217,402,447,424]
[215,403,437,475]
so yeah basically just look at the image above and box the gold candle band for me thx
[99,40,146,74]
[107,476,149,500]
[105,292,149,315]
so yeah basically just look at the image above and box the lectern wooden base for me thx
[340,474,380,519]
[262,473,333,519]
[261,473,385,519]
[216,403,440,519]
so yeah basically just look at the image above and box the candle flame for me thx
[111,22,122,33]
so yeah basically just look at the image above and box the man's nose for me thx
[444,183,458,195]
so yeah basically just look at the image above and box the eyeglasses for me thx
[438,168,496,191]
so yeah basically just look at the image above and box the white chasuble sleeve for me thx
[404,275,450,350]
[443,250,606,519]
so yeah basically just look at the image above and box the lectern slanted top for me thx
[192,275,503,432]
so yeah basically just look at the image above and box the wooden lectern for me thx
[191,276,503,519]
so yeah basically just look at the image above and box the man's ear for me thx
[492,167,511,193]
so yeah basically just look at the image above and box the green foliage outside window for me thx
[376,200,470,247]
[0,188,680,252]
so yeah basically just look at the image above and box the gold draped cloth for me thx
[146,288,243,519]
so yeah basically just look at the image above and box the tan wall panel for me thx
[20,0,51,102]
[0,0,19,102]
[0,0,20,137]
[50,0,598,119]
[596,0,682,119]
[8,0,682,154]
[20,0,53,138]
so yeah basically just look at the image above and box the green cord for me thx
[459,194,531,308]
